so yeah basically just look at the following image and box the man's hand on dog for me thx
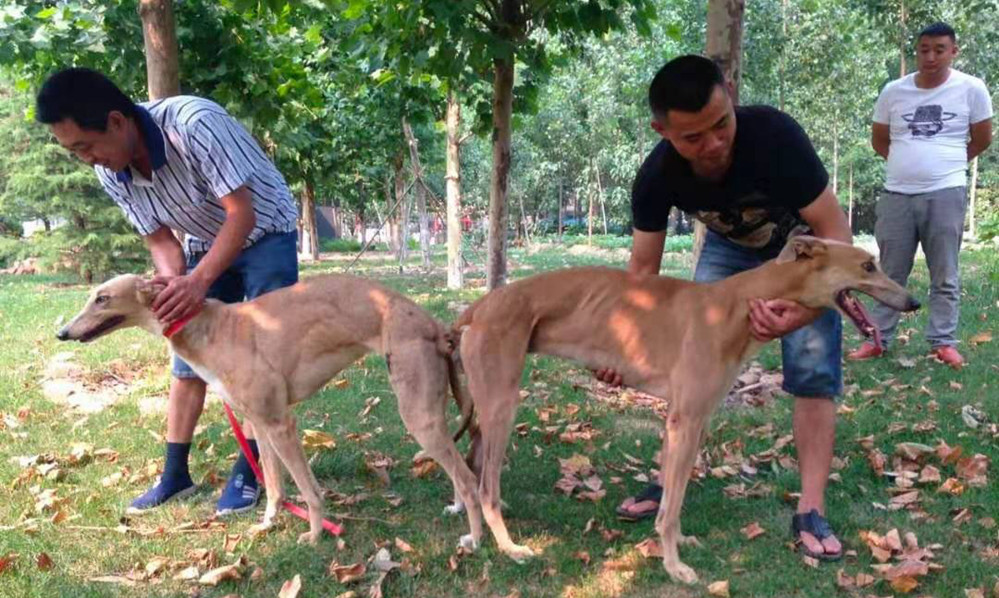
[151,274,208,324]
[748,298,822,342]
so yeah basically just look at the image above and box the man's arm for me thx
[152,187,256,323]
[799,186,852,244]
[969,119,993,161]
[629,229,667,275]
[143,227,186,277]
[872,123,891,159]
[749,186,852,342]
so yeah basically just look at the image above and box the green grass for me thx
[0,243,996,597]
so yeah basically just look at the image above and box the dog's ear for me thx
[775,235,827,264]
[135,278,161,306]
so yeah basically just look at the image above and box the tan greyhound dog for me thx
[454,236,919,583]
[57,273,484,549]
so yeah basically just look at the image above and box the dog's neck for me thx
[163,307,203,339]
[722,259,814,305]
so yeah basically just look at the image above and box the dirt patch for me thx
[41,352,128,414]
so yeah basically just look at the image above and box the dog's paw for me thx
[663,559,699,584]
[444,502,466,516]
[458,534,479,552]
[503,544,536,563]
[297,531,320,546]
[247,521,273,538]
[678,534,702,548]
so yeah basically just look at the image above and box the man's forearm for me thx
[145,229,186,276]
[189,211,255,288]
[968,140,991,161]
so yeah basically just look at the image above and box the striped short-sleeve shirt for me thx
[95,96,297,255]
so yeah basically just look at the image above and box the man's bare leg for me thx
[793,397,841,556]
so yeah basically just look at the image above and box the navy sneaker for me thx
[126,476,196,515]
[215,473,261,516]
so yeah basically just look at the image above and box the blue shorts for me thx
[172,231,299,379]
[694,231,843,399]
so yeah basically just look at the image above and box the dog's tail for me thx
[441,328,475,443]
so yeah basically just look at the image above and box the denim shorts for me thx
[694,231,843,399]
[172,231,299,379]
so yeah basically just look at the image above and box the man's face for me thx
[916,35,958,78]
[652,85,737,180]
[49,111,133,171]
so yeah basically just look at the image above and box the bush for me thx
[978,213,999,241]
[0,236,28,269]
[320,238,363,253]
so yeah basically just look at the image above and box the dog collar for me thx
[163,307,202,339]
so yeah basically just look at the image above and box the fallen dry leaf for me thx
[173,566,199,581]
[856,572,876,587]
[410,459,438,478]
[635,538,663,559]
[802,555,819,568]
[574,551,591,565]
[707,580,730,597]
[969,331,993,345]
[884,560,929,580]
[329,562,366,584]
[35,553,53,571]
[835,568,854,588]
[88,575,138,587]
[918,465,942,484]
[302,430,336,451]
[937,477,965,496]
[223,533,241,553]
[199,564,242,586]
[394,537,413,553]
[740,522,766,540]
[964,589,986,598]
[278,574,302,598]
[890,575,919,593]
[0,553,18,574]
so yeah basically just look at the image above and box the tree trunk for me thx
[487,57,514,290]
[402,117,432,268]
[848,164,854,230]
[899,0,907,77]
[396,154,410,265]
[832,123,839,196]
[519,192,531,247]
[693,0,745,273]
[969,156,978,238]
[392,153,406,259]
[138,0,180,99]
[384,170,396,250]
[779,0,787,111]
[587,179,595,245]
[445,90,464,289]
[557,174,565,241]
[595,159,608,234]
[299,180,319,262]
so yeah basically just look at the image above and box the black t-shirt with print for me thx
[631,105,829,250]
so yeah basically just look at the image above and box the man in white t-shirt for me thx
[849,22,992,368]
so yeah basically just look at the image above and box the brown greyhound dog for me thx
[57,273,483,550]
[453,236,919,583]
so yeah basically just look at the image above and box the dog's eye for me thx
[95,295,109,305]
[862,261,876,273]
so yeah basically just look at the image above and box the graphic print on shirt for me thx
[901,104,957,138]
[694,193,804,249]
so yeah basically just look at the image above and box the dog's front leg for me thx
[654,406,707,584]
[261,416,325,545]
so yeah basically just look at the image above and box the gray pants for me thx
[872,186,967,348]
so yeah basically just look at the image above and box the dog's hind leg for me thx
[247,430,285,536]
[258,414,325,545]
[460,324,533,562]
[390,338,484,551]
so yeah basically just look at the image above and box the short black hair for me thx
[36,67,137,131]
[648,55,725,120]
[918,22,956,44]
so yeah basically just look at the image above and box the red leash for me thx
[163,310,342,536]
[222,403,343,536]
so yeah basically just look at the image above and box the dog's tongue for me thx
[851,294,883,351]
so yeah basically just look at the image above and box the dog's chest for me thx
[185,361,231,401]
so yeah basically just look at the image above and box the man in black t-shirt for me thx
[596,55,851,561]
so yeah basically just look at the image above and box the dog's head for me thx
[776,236,920,348]
[57,274,161,342]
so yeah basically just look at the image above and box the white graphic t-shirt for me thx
[873,69,993,194]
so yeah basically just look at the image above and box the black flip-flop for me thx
[791,509,843,561]
[615,484,663,521]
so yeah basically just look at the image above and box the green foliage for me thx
[319,237,363,253]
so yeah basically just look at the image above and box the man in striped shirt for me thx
[37,68,299,516]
